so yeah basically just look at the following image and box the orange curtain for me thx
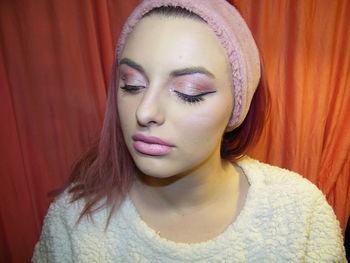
[0,0,349,262]
[233,0,350,234]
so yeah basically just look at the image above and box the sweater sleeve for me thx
[32,194,74,263]
[305,193,347,263]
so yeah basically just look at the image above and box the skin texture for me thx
[117,15,249,242]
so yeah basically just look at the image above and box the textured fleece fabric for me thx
[32,157,347,262]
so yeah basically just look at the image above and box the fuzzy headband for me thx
[116,0,260,129]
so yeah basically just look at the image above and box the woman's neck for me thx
[131,152,243,216]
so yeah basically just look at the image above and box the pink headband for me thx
[116,0,260,129]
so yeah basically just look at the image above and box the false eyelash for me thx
[120,85,144,93]
[173,90,205,104]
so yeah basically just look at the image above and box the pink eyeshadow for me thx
[170,75,216,94]
[119,65,147,85]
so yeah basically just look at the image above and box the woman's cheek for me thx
[178,112,224,146]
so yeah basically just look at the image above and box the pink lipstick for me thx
[132,134,174,156]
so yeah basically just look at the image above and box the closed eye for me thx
[174,90,216,104]
[120,85,145,93]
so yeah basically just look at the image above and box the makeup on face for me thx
[119,64,148,87]
[132,133,174,156]
[169,74,216,95]
[117,16,233,177]
[118,58,217,105]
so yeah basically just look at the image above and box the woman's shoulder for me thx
[237,156,341,233]
[236,158,346,262]
[47,187,118,232]
[43,188,85,230]
[32,189,83,262]
[238,156,325,202]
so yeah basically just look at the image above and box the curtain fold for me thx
[1,0,349,262]
[233,0,350,229]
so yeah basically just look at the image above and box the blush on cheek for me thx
[178,112,225,157]
[182,111,227,132]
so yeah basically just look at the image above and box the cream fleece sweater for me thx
[32,157,347,262]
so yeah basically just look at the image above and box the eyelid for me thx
[170,76,215,92]
[120,84,145,92]
[174,90,216,97]
[120,74,147,86]
[119,67,148,83]
[173,90,216,104]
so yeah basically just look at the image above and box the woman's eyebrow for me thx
[119,58,145,74]
[119,57,215,79]
[170,67,215,79]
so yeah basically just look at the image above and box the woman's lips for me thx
[132,134,174,156]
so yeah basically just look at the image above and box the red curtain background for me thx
[0,0,349,262]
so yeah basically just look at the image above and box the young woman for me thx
[32,0,346,262]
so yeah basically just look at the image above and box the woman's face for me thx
[117,15,233,178]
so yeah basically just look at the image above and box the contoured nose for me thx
[135,85,166,127]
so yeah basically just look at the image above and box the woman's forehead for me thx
[120,15,230,79]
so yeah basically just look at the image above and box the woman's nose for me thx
[135,89,165,127]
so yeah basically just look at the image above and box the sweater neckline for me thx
[120,156,264,256]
